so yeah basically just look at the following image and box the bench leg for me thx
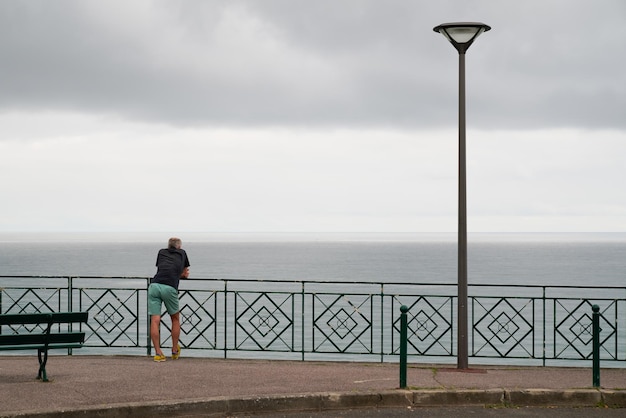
[37,348,49,382]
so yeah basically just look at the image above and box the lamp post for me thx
[433,22,490,370]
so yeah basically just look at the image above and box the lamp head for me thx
[433,22,491,53]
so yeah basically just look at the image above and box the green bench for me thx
[0,312,89,382]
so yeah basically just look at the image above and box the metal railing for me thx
[0,276,624,367]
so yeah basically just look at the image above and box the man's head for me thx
[168,237,182,249]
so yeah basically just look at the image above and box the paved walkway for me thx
[1,355,625,417]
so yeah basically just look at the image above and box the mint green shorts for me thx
[148,283,179,315]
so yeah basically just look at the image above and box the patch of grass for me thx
[486,403,514,409]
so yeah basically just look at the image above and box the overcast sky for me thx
[1,0,625,235]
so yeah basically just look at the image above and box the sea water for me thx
[0,232,624,287]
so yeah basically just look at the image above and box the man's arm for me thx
[181,267,190,278]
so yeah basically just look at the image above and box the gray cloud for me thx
[0,0,624,130]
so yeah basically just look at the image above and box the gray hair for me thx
[168,237,182,249]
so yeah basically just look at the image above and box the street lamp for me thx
[433,22,490,370]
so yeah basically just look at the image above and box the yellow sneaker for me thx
[172,344,181,360]
[153,354,166,362]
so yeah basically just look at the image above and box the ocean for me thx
[0,232,625,287]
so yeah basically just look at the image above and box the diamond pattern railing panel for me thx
[0,288,65,316]
[473,297,535,358]
[0,287,66,334]
[234,292,294,351]
[160,290,217,349]
[553,299,619,360]
[78,288,140,347]
[312,293,373,354]
[391,295,453,356]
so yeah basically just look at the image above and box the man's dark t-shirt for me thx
[152,248,190,290]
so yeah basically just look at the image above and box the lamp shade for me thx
[433,22,491,53]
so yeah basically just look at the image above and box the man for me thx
[148,237,190,362]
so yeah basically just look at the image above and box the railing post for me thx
[146,277,151,356]
[68,276,73,356]
[592,304,601,388]
[301,281,305,361]
[380,283,384,363]
[224,280,228,359]
[399,305,408,389]
[542,286,546,367]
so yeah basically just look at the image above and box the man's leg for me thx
[150,314,164,356]
[170,311,180,355]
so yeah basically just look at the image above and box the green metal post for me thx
[592,304,600,388]
[399,305,409,388]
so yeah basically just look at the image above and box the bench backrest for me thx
[0,332,85,346]
[0,312,88,326]
[0,312,88,348]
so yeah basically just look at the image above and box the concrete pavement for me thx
[1,355,625,417]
